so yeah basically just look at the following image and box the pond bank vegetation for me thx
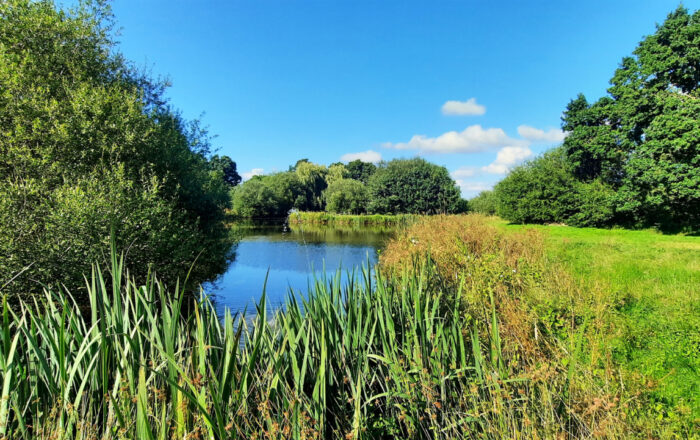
[2,215,697,438]
[288,211,417,228]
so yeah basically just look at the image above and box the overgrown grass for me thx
[381,215,700,437]
[288,211,417,227]
[500,222,700,433]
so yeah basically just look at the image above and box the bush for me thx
[0,1,232,296]
[368,158,461,214]
[567,179,616,227]
[495,148,579,224]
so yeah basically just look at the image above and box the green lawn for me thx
[502,221,700,425]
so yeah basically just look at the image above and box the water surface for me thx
[205,224,391,315]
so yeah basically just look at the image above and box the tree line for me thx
[231,157,467,218]
[0,0,241,297]
[471,7,699,233]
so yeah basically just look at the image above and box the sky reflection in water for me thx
[204,226,391,316]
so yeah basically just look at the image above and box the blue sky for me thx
[107,0,698,197]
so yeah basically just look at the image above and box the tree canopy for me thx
[560,6,700,230]
[0,0,234,296]
[368,158,462,215]
[487,6,699,232]
[231,158,465,217]
[324,179,369,214]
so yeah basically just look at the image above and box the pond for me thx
[204,223,393,315]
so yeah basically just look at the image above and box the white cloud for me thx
[441,98,486,116]
[451,166,479,179]
[241,168,264,180]
[482,146,533,175]
[383,125,526,154]
[517,125,567,143]
[455,180,492,192]
[340,150,382,163]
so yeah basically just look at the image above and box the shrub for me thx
[494,148,579,224]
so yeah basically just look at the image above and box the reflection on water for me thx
[204,224,391,315]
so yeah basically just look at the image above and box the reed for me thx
[0,246,594,439]
[288,211,417,228]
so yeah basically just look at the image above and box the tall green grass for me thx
[288,211,417,228]
[0,248,585,439]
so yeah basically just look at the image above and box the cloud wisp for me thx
[383,125,526,154]
[241,168,264,180]
[517,125,567,143]
[451,146,534,181]
[441,98,486,116]
[340,150,382,163]
[481,146,534,174]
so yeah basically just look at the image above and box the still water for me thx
[205,224,392,315]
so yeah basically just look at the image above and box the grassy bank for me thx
[382,215,700,437]
[502,221,700,429]
[2,215,697,438]
[288,211,417,227]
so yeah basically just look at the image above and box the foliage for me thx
[345,159,377,184]
[367,158,462,214]
[468,191,498,215]
[0,0,233,296]
[323,178,369,214]
[494,148,617,227]
[209,154,242,187]
[288,211,416,227]
[231,172,306,218]
[326,163,349,186]
[494,149,580,224]
[294,161,328,211]
[561,6,700,231]
[567,179,616,227]
[234,158,464,218]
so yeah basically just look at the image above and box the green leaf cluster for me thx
[367,158,462,215]
[0,0,234,297]
[490,7,700,232]
[561,6,700,230]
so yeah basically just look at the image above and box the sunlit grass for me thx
[289,211,417,228]
[502,221,700,434]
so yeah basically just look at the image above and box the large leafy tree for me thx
[323,179,369,214]
[562,7,700,229]
[294,161,328,210]
[367,158,461,214]
[0,0,233,296]
[345,160,377,184]
[210,155,242,187]
[231,172,306,218]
